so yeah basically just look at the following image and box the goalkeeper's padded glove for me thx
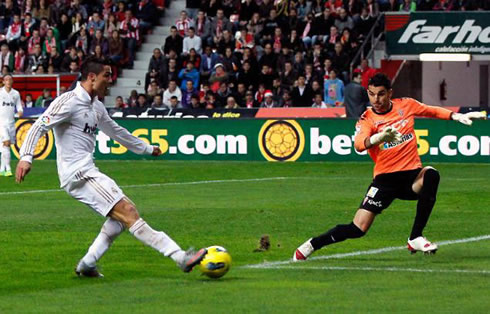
[369,125,403,146]
[452,111,487,126]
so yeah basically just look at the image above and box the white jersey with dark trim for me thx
[0,87,23,127]
[19,82,154,187]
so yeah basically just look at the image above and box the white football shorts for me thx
[0,124,16,144]
[64,168,125,217]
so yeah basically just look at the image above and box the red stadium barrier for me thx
[11,74,78,100]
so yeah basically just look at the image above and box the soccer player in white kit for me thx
[0,74,23,177]
[16,57,207,277]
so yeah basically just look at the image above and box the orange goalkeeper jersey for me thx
[354,98,453,177]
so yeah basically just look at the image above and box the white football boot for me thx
[407,236,438,255]
[179,248,207,272]
[293,238,314,261]
[75,260,104,277]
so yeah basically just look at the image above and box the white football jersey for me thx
[0,86,23,127]
[20,82,153,187]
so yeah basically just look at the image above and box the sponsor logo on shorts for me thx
[367,199,383,207]
[367,187,379,198]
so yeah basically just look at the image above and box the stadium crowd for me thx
[0,0,488,116]
[116,0,489,117]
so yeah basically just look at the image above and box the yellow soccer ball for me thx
[199,246,232,279]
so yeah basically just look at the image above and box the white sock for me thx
[129,218,185,263]
[0,146,7,172]
[82,218,125,267]
[3,146,10,172]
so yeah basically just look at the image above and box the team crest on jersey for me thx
[40,116,51,125]
[398,109,404,117]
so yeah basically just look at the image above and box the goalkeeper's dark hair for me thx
[80,56,110,81]
[368,73,392,90]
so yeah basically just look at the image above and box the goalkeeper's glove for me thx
[369,126,403,146]
[452,111,487,126]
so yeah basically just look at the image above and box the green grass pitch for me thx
[0,160,489,313]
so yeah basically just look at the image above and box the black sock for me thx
[410,169,440,240]
[310,222,365,250]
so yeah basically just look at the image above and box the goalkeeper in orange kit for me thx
[293,73,486,261]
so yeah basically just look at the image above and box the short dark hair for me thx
[368,73,391,90]
[80,56,108,81]
[352,71,362,80]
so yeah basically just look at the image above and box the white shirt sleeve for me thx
[19,93,74,163]
[97,104,154,155]
[15,91,23,114]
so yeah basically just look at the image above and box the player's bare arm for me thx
[15,160,31,183]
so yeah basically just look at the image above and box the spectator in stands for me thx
[344,70,369,118]
[277,45,294,75]
[209,63,229,93]
[90,29,109,55]
[311,80,323,98]
[47,46,63,72]
[49,0,65,25]
[186,0,201,20]
[6,13,22,50]
[147,79,163,100]
[400,0,417,11]
[68,0,88,20]
[176,10,193,37]
[0,44,14,72]
[236,60,255,91]
[279,90,293,107]
[190,94,201,109]
[359,58,377,89]
[136,0,158,33]
[181,80,198,109]
[291,75,314,107]
[302,14,316,49]
[260,90,279,108]
[178,61,199,90]
[39,18,50,38]
[194,10,211,42]
[200,45,219,83]
[335,8,354,33]
[271,77,285,103]
[43,28,60,55]
[330,42,350,82]
[433,0,455,10]
[216,29,235,55]
[150,94,164,109]
[234,82,248,107]
[24,93,34,108]
[163,80,182,107]
[69,60,79,73]
[224,96,239,109]
[74,27,89,55]
[145,48,167,90]
[115,96,128,109]
[35,88,53,107]
[105,14,119,37]
[127,90,138,106]
[326,25,340,51]
[215,82,233,107]
[293,51,306,77]
[108,29,123,64]
[183,27,202,55]
[27,29,41,56]
[1,65,9,76]
[356,8,375,40]
[163,26,183,55]
[324,69,344,106]
[312,93,328,108]
[210,9,233,46]
[163,57,179,89]
[168,95,181,109]
[27,43,45,73]
[365,0,380,17]
[72,12,86,34]
[203,91,217,109]
[87,12,105,37]
[119,10,139,68]
[244,90,258,108]
[58,13,73,51]
[14,47,28,73]
[61,47,79,72]
[280,61,298,89]
[123,98,147,116]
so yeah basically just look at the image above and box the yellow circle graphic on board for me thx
[12,119,54,160]
[258,120,305,162]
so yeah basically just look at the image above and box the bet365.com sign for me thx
[385,12,490,55]
[12,119,490,163]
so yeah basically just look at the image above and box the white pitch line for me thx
[260,265,490,275]
[243,234,490,269]
[0,177,290,196]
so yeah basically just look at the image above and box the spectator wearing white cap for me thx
[209,63,229,93]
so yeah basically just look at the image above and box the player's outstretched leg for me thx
[293,222,365,261]
[76,218,125,277]
[293,209,374,261]
[111,199,207,272]
[408,167,440,254]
